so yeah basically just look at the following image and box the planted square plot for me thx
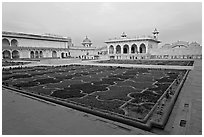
[2,65,188,131]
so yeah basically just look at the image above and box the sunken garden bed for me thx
[2,65,189,131]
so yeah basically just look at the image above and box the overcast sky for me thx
[2,2,202,47]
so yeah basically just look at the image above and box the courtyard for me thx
[2,60,190,130]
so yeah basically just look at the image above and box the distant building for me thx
[105,29,202,59]
[69,36,106,60]
[150,40,202,59]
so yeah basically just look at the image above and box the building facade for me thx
[2,31,106,60]
[105,29,202,60]
[2,31,71,59]
[105,29,161,60]
[69,36,104,60]
[150,40,202,59]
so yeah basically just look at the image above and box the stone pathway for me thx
[2,88,154,135]
[151,60,202,135]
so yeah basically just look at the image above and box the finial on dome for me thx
[152,28,159,39]
[121,32,127,38]
[153,28,159,34]
[82,36,92,47]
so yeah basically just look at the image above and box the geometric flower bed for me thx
[2,65,188,131]
[97,60,194,66]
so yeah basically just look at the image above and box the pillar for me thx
[129,45,132,54]
[114,45,116,54]
[121,45,124,54]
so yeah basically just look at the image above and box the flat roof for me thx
[105,36,161,44]
[2,31,71,42]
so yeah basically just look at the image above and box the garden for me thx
[2,64,187,130]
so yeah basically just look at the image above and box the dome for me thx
[82,36,92,44]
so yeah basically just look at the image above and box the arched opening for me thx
[52,51,57,58]
[35,51,39,58]
[39,51,43,58]
[30,51,35,58]
[109,45,114,54]
[11,39,18,47]
[2,39,10,47]
[12,50,20,59]
[123,45,129,54]
[131,44,138,53]
[61,52,65,58]
[116,45,121,54]
[139,44,146,53]
[3,50,11,59]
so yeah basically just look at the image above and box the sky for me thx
[2,2,202,47]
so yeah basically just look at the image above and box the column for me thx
[114,45,116,54]
[145,43,148,54]
[121,45,124,54]
[10,50,12,59]
[129,45,132,54]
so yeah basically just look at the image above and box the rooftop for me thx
[105,29,161,44]
[105,35,161,43]
[2,31,71,42]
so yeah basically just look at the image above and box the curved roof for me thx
[82,36,92,44]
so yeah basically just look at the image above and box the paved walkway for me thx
[2,58,82,69]
[152,60,202,135]
[3,58,194,70]
[75,61,194,70]
[2,89,153,135]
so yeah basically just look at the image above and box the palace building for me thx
[2,31,71,59]
[105,29,161,60]
[69,36,104,60]
[2,31,106,60]
[105,29,202,59]
[2,29,202,60]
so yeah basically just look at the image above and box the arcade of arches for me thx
[2,38,70,59]
[3,50,20,59]
[30,51,44,59]
[2,38,18,47]
[109,44,146,54]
